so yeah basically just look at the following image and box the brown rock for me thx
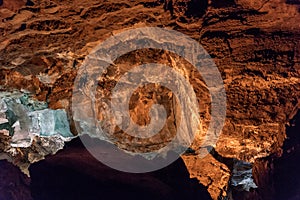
[0,0,299,199]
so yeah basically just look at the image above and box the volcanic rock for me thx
[0,0,299,199]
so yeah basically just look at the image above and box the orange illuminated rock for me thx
[0,0,299,199]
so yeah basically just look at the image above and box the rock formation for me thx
[0,0,299,199]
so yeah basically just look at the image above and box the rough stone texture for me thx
[0,92,74,176]
[0,129,71,176]
[0,0,299,199]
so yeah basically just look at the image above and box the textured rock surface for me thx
[0,0,299,199]
[0,92,74,175]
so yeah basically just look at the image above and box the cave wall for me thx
[0,0,299,199]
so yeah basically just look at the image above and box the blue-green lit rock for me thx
[19,94,48,111]
[29,109,73,137]
[231,160,257,191]
[0,92,73,147]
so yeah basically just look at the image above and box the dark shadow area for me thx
[30,135,212,200]
[185,0,208,17]
[0,160,32,200]
[210,0,236,8]
[25,0,34,6]
[286,0,300,5]
[205,145,235,170]
[273,110,300,199]
[251,109,300,200]
[163,0,208,18]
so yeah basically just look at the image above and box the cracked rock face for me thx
[0,91,73,175]
[0,0,299,199]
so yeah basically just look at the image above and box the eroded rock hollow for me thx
[0,0,299,199]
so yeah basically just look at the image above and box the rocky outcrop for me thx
[0,91,74,175]
[0,0,299,199]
